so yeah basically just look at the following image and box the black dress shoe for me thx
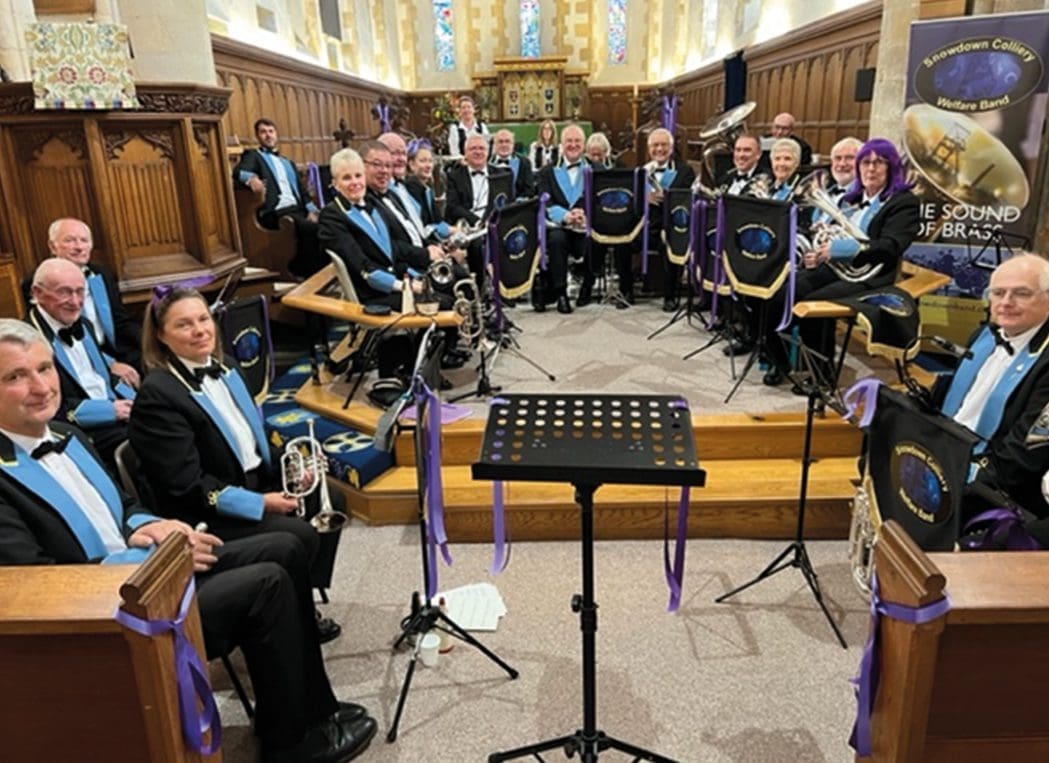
[316,614,342,645]
[532,298,546,313]
[440,352,466,370]
[662,297,678,313]
[576,282,593,307]
[335,702,368,723]
[722,339,754,357]
[265,715,378,763]
[556,295,573,314]
[762,368,784,387]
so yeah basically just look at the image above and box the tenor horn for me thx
[281,418,349,534]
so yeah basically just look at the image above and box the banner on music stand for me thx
[487,170,514,217]
[662,188,694,266]
[720,195,795,300]
[866,386,978,551]
[585,167,645,245]
[492,197,542,300]
[832,285,921,362]
[216,295,275,400]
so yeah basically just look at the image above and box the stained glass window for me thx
[608,0,627,65]
[433,0,455,71]
[520,0,540,58]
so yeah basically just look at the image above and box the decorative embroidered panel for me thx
[26,23,139,110]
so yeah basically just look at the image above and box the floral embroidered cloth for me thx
[26,22,139,110]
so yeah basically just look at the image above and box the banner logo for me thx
[671,204,690,233]
[597,187,633,214]
[232,327,262,368]
[890,442,952,524]
[858,291,914,318]
[915,36,1044,111]
[735,223,776,261]
[502,224,528,260]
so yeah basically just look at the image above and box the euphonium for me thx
[280,418,349,534]
[795,175,881,283]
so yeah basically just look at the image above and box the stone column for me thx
[116,0,214,85]
[868,0,921,141]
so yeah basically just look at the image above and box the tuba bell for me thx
[794,172,882,283]
[693,101,756,183]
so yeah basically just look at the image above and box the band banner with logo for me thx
[902,11,1049,343]
[487,169,514,217]
[662,188,694,266]
[585,167,646,245]
[217,295,274,400]
[719,195,796,300]
[492,197,542,300]
[866,386,978,551]
[831,285,921,362]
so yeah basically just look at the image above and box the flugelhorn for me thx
[281,418,349,534]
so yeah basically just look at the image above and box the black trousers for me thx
[543,227,583,296]
[260,207,324,278]
[589,243,633,297]
[197,532,338,751]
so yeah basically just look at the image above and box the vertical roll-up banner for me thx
[903,11,1049,343]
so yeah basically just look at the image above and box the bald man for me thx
[760,111,812,171]
[490,128,535,199]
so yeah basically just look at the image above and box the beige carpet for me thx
[217,527,870,762]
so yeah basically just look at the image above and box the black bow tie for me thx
[193,363,223,383]
[260,146,279,155]
[991,325,1015,356]
[495,158,510,165]
[32,436,70,460]
[565,162,581,170]
[653,166,667,174]
[471,170,486,177]
[57,320,84,347]
[858,200,872,209]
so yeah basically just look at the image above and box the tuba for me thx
[281,418,350,533]
[693,101,756,182]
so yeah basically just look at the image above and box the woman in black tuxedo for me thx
[765,137,920,386]
[404,139,452,241]
[127,286,343,641]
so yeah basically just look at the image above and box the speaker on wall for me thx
[855,68,876,102]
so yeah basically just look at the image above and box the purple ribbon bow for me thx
[961,507,1042,551]
[849,572,950,756]
[661,94,679,136]
[842,377,882,427]
[418,380,453,598]
[376,102,391,134]
[114,578,222,755]
[306,161,324,207]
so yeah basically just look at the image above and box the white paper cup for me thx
[420,632,441,667]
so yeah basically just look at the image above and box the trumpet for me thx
[443,220,488,251]
[281,418,349,534]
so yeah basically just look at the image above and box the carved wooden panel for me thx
[0,254,24,320]
[190,123,235,255]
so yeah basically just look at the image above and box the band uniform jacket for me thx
[27,305,135,430]
[528,143,559,171]
[644,158,696,208]
[0,423,156,566]
[128,358,283,530]
[536,160,590,225]
[489,153,535,200]
[403,175,446,232]
[444,163,512,226]
[839,190,920,277]
[937,320,1049,515]
[317,190,429,304]
[716,167,770,197]
[233,146,317,219]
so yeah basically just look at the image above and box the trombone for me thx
[281,418,350,533]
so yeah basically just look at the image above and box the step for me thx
[353,457,858,541]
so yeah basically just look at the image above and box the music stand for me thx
[715,336,847,648]
[965,226,1029,271]
[648,191,707,340]
[387,325,519,742]
[473,393,706,762]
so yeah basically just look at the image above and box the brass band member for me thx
[127,287,345,643]
[584,132,631,308]
[528,119,559,170]
[490,128,536,199]
[640,127,696,312]
[446,94,490,158]
[404,138,452,241]
[766,137,920,385]
[585,132,616,169]
[536,124,589,314]
[825,137,862,204]
[716,133,769,197]
[0,318,376,762]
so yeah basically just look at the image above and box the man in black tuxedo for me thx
[640,128,696,312]
[716,133,769,197]
[0,318,376,762]
[535,124,590,314]
[490,128,535,200]
[233,118,323,277]
[27,258,137,471]
[759,111,813,172]
[22,218,142,371]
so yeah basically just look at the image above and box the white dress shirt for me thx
[469,168,489,217]
[180,357,263,472]
[954,322,1043,433]
[39,309,108,400]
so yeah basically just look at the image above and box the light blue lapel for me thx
[942,328,996,417]
[179,366,269,470]
[509,156,520,187]
[857,196,883,233]
[222,367,271,467]
[51,334,116,402]
[0,436,115,560]
[260,152,302,204]
[398,183,422,216]
[661,167,677,189]
[85,272,115,346]
[554,165,583,206]
[426,186,435,215]
[346,206,393,259]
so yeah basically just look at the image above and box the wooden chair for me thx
[859,520,1049,761]
[0,534,221,761]
[233,187,297,278]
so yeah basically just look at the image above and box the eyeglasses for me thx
[987,286,1045,302]
[365,160,391,170]
[859,158,887,168]
[42,285,85,299]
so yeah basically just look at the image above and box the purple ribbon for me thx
[583,166,594,237]
[961,508,1042,550]
[849,572,950,756]
[842,377,882,427]
[538,192,549,270]
[488,396,512,574]
[376,101,391,133]
[306,162,324,207]
[418,380,453,598]
[661,94,679,135]
[407,137,432,157]
[661,398,691,612]
[776,204,798,331]
[114,578,222,755]
[150,276,216,324]
[688,198,705,299]
[641,169,651,276]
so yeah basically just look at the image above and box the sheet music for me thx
[436,582,507,631]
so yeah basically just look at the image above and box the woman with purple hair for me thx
[763,137,919,387]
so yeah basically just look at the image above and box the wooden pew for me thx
[793,260,951,322]
[860,520,1049,761]
[0,535,219,761]
[233,186,297,278]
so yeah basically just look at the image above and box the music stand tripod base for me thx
[474,394,705,762]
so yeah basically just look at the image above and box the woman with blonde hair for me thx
[529,119,559,169]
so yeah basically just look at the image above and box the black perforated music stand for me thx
[473,394,706,763]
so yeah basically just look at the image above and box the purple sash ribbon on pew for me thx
[583,166,593,237]
[662,397,691,612]
[419,380,453,598]
[961,508,1042,551]
[306,162,324,207]
[488,396,512,575]
[843,377,882,427]
[114,577,222,755]
[707,198,727,327]
[849,572,950,756]
[776,205,798,331]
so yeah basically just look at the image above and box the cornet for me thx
[281,418,349,534]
